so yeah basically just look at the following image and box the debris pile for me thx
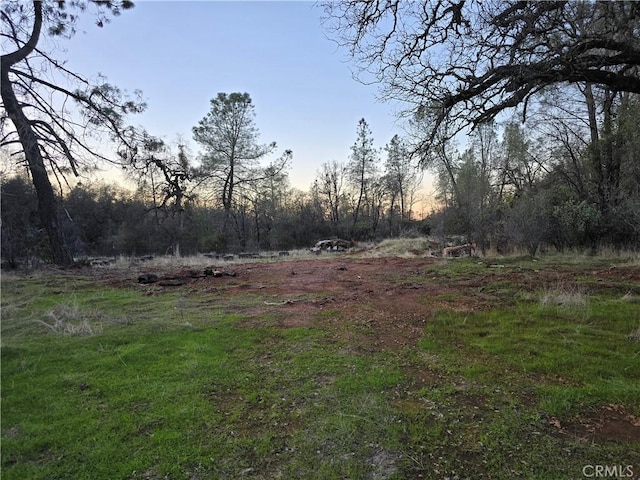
[137,268,236,286]
[310,239,353,253]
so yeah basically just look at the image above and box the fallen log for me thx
[138,273,159,284]
[158,280,185,287]
[204,268,236,277]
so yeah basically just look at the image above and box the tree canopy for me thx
[1,0,144,264]
[192,92,291,248]
[322,0,640,156]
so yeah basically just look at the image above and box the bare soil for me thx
[562,404,640,443]
[95,255,640,444]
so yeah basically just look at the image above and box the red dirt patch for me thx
[94,255,639,352]
[71,255,640,446]
[558,404,640,443]
[211,257,482,350]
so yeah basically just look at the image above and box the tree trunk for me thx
[174,200,185,259]
[352,165,365,230]
[583,83,607,212]
[1,1,73,265]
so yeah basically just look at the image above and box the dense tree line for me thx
[429,88,640,256]
[2,1,640,266]
[2,0,143,265]
[320,0,640,256]
[3,91,640,265]
[1,99,429,263]
[0,113,428,263]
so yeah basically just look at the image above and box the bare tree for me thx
[498,121,541,199]
[242,161,292,249]
[532,83,637,208]
[1,0,144,264]
[383,134,422,233]
[322,1,640,159]
[127,135,194,257]
[316,160,346,226]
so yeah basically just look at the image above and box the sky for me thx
[58,0,433,198]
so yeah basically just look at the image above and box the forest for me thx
[2,1,639,265]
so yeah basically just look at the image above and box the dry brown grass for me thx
[107,250,320,270]
[36,301,103,336]
[540,284,589,308]
[627,326,640,342]
[362,237,442,258]
[621,292,640,303]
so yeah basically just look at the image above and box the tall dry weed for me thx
[36,301,103,336]
[540,284,589,308]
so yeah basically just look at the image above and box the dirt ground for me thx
[118,255,640,350]
[117,256,527,349]
[97,254,640,444]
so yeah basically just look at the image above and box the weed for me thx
[621,292,640,303]
[627,325,640,343]
[540,283,588,308]
[36,299,103,336]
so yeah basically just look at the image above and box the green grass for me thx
[421,298,639,416]
[2,256,639,479]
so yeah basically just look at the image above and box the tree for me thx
[322,1,640,157]
[530,83,640,245]
[455,147,496,247]
[347,118,378,233]
[499,121,541,199]
[1,0,144,264]
[63,182,122,256]
[0,174,40,265]
[383,134,421,234]
[505,191,551,257]
[383,135,419,219]
[127,135,195,257]
[242,161,292,249]
[316,160,346,227]
[192,92,290,247]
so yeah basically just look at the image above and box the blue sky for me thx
[61,0,425,192]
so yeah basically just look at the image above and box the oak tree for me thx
[322,1,640,158]
[127,135,194,257]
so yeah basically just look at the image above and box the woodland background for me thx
[2,1,639,265]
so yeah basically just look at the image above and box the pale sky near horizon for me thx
[57,0,434,204]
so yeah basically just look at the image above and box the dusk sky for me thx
[59,0,433,198]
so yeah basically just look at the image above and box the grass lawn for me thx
[1,253,639,479]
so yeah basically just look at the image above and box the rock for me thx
[311,239,353,252]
